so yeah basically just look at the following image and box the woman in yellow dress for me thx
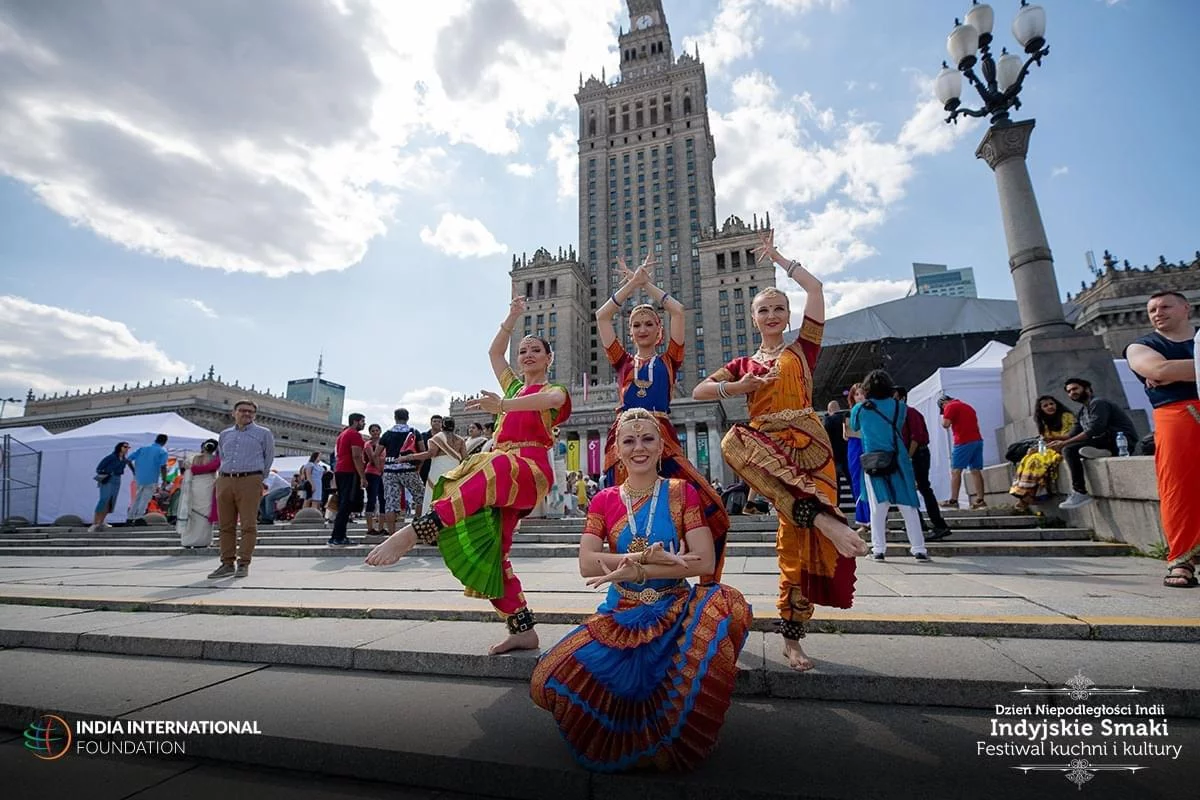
[692,231,868,672]
[1008,395,1075,512]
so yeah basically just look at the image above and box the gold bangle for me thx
[498,398,506,412]
[500,325,514,332]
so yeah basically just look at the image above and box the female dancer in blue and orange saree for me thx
[531,409,751,772]
[366,295,570,655]
[596,257,731,582]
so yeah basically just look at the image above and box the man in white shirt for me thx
[259,470,292,525]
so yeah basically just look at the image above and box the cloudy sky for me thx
[0,0,1196,425]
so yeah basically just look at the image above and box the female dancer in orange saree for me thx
[531,409,751,771]
[366,295,571,653]
[694,231,868,671]
[596,256,730,581]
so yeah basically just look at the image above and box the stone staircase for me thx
[0,489,1133,558]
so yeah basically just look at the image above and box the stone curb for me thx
[0,528,1097,545]
[0,541,1135,558]
[2,595,1195,642]
[2,606,1200,719]
[2,625,1196,719]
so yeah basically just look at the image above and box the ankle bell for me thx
[506,608,536,635]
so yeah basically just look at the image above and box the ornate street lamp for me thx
[936,1,1049,126]
[931,2,1138,445]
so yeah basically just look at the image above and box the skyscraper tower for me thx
[576,0,718,385]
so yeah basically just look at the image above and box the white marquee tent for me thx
[1,425,54,442]
[906,342,1155,508]
[30,413,219,524]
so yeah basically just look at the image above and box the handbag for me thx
[94,472,112,485]
[859,401,901,477]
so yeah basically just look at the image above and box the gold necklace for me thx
[632,353,657,398]
[752,342,784,366]
[622,481,656,499]
[621,478,661,554]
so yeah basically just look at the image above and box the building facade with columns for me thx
[1066,249,1200,357]
[0,368,344,456]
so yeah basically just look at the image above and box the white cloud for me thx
[0,1,622,276]
[184,299,218,319]
[345,385,463,430]
[419,212,507,258]
[0,296,190,402]
[711,71,976,279]
[682,0,843,75]
[506,162,536,177]
[822,278,914,318]
[547,124,578,202]
[1051,165,1069,178]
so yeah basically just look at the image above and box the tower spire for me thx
[312,352,324,404]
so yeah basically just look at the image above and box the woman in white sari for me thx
[177,439,220,548]
[409,419,467,512]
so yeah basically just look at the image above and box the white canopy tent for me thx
[906,342,1155,508]
[1,425,54,442]
[270,456,310,481]
[30,413,219,524]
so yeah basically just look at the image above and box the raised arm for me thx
[754,230,824,323]
[466,386,567,416]
[635,260,685,345]
[490,295,526,384]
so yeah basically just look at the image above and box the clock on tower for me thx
[636,14,654,30]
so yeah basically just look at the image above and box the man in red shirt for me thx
[330,413,368,546]
[895,387,952,540]
[938,395,987,509]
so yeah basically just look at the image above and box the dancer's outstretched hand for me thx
[507,294,526,321]
[465,390,503,414]
[738,372,777,394]
[644,540,698,567]
[585,556,641,589]
[753,229,777,265]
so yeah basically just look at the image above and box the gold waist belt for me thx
[754,407,818,432]
[615,581,687,604]
[494,440,549,452]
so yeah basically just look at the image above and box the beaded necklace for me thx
[632,353,658,398]
[620,478,661,554]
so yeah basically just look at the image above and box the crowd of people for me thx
[85,237,1197,771]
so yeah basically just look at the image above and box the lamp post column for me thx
[976,121,1145,444]
[976,120,1073,339]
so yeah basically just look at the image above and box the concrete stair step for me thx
[0,528,1099,548]
[3,647,1193,799]
[0,608,1193,718]
[0,540,1134,558]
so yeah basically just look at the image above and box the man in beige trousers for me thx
[208,400,275,579]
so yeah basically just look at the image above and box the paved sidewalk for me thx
[0,603,1195,716]
[1,649,1195,800]
[0,553,1195,640]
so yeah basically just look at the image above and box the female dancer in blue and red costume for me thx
[596,257,730,582]
[366,294,570,655]
[531,408,751,772]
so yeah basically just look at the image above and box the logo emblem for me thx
[24,714,72,760]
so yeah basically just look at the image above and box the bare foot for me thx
[364,527,417,566]
[783,638,814,672]
[489,629,539,655]
[814,514,870,558]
